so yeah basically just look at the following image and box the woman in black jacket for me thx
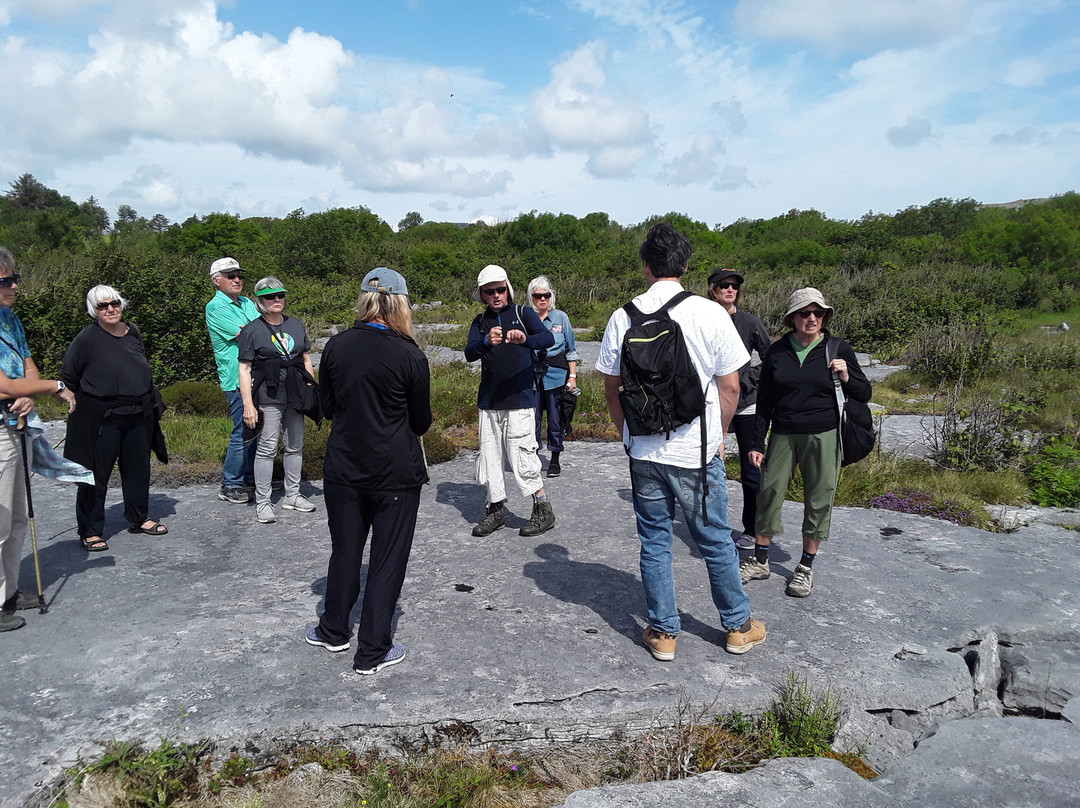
[305,267,431,675]
[62,285,168,552]
[707,268,771,549]
[742,288,870,599]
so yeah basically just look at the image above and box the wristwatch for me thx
[55,380,66,394]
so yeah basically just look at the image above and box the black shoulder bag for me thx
[824,337,876,466]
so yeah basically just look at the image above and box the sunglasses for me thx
[531,292,551,299]
[481,286,508,296]
[796,309,826,319]
[0,274,21,288]
[222,273,244,281]
[96,299,122,311]
[715,282,740,290]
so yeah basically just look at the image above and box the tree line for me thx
[3,172,1078,385]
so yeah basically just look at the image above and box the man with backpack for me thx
[596,223,767,659]
[464,264,557,538]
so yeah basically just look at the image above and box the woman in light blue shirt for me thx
[527,276,579,478]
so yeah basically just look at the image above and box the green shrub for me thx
[160,380,225,416]
[1028,437,1080,507]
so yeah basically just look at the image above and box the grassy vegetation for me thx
[57,673,869,808]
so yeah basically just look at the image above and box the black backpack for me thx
[619,291,713,524]
[618,291,705,437]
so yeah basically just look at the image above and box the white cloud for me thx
[734,0,975,51]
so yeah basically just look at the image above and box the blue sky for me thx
[0,0,1077,230]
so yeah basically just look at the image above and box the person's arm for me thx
[9,355,43,417]
[318,341,335,421]
[464,315,491,361]
[238,361,257,428]
[302,352,315,378]
[562,313,579,391]
[205,301,245,343]
[0,369,75,412]
[519,307,555,350]
[715,370,739,443]
[406,355,433,436]
[603,373,624,437]
[834,340,872,402]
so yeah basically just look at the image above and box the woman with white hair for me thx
[237,277,316,525]
[526,275,579,478]
[62,284,168,552]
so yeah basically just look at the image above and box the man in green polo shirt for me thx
[205,257,259,503]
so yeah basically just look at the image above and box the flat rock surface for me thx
[2,442,1077,807]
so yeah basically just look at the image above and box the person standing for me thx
[204,257,258,504]
[597,223,766,659]
[464,265,556,537]
[744,288,871,598]
[62,285,168,553]
[306,268,430,675]
[0,247,77,633]
[238,277,316,525]
[526,275,579,478]
[706,269,772,549]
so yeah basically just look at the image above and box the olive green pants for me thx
[756,430,840,541]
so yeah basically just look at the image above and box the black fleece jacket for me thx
[752,332,871,452]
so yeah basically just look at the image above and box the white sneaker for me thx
[281,494,316,512]
[256,502,276,524]
[786,564,814,598]
[740,556,771,584]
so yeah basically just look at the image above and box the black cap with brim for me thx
[707,268,744,286]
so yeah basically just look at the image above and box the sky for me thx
[0,0,1077,230]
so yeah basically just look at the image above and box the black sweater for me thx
[752,332,871,452]
[319,322,432,489]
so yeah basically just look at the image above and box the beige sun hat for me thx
[783,287,834,329]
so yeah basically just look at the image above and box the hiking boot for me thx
[2,590,38,612]
[519,500,555,537]
[281,494,316,512]
[256,502,277,524]
[786,564,814,598]
[546,452,561,478]
[740,556,771,584]
[642,626,677,661]
[472,501,505,537]
[732,531,756,550]
[354,643,406,675]
[726,617,766,655]
[0,612,26,632]
[219,486,250,504]
[305,625,349,653]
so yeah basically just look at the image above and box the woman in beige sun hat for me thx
[740,287,871,599]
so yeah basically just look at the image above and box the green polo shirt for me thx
[205,290,258,391]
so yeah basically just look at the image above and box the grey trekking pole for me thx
[16,418,47,614]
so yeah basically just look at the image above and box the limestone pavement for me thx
[1,442,1078,807]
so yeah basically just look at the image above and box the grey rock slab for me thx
[874,717,1080,807]
[557,758,899,808]
[2,442,1079,807]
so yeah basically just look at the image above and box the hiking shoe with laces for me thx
[732,531,756,550]
[642,626,677,661]
[786,564,814,598]
[519,500,555,537]
[740,556,771,584]
[472,502,505,537]
[281,494,316,512]
[218,486,250,504]
[256,502,276,524]
[726,617,767,655]
[354,643,406,675]
[305,625,349,652]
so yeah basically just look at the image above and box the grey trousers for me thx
[254,403,304,506]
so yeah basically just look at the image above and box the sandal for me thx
[128,522,169,536]
[80,536,109,552]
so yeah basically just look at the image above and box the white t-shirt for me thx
[596,280,750,469]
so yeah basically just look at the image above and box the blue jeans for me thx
[222,389,256,489]
[630,456,750,634]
